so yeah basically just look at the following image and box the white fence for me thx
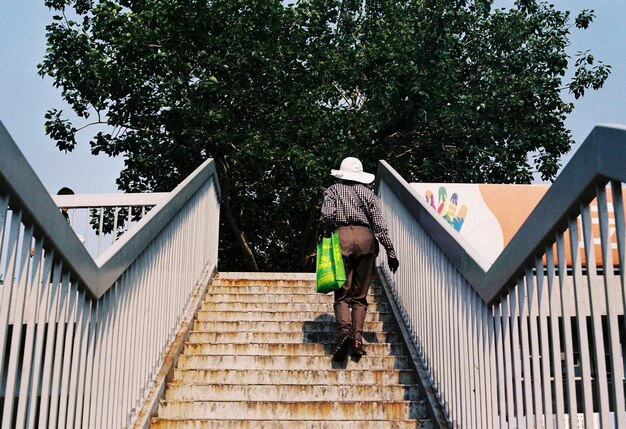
[50,192,168,259]
[0,121,220,428]
[376,124,626,429]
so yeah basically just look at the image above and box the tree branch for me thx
[216,157,259,271]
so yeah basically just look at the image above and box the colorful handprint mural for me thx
[412,183,507,263]
[428,186,468,232]
[414,182,623,268]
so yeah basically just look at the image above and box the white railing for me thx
[0,121,220,428]
[51,192,167,259]
[376,124,626,429]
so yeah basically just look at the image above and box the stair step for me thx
[187,331,403,344]
[212,279,316,288]
[205,285,383,295]
[163,383,422,401]
[201,293,389,303]
[151,273,426,427]
[176,354,412,370]
[200,301,390,312]
[195,310,393,322]
[192,320,389,332]
[202,293,331,303]
[182,342,405,356]
[172,368,418,385]
[150,418,429,429]
[155,400,424,420]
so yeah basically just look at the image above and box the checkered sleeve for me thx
[362,188,397,259]
[321,186,339,231]
[321,183,396,259]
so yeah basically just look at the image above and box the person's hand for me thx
[388,256,399,273]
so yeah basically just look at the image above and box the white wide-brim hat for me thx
[330,157,375,184]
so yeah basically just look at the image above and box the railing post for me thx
[375,124,626,428]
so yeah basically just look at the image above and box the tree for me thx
[39,0,610,271]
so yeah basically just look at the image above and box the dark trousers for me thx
[333,225,378,342]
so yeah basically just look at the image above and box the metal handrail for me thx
[377,124,626,304]
[51,193,167,260]
[0,120,221,299]
[375,124,626,428]
[0,120,222,428]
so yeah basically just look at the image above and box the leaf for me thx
[39,0,610,270]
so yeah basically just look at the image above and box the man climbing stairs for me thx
[150,272,430,428]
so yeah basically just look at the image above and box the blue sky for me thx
[1,1,624,194]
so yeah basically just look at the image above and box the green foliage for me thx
[39,0,610,271]
[89,206,145,237]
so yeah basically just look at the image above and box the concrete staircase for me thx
[150,272,430,428]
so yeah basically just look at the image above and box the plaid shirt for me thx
[321,182,396,259]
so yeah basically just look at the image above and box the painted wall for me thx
[411,183,620,267]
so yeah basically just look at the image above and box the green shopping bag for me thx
[315,231,347,293]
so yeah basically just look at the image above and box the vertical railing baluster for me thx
[127,206,132,233]
[134,257,150,413]
[97,207,105,257]
[67,292,91,429]
[0,193,9,264]
[609,182,626,428]
[546,245,565,428]
[542,246,565,428]
[83,208,90,249]
[0,208,23,396]
[79,298,98,428]
[37,260,65,428]
[113,280,128,427]
[472,290,485,428]
[501,290,516,428]
[536,254,553,429]
[15,237,45,429]
[116,270,132,428]
[107,284,121,427]
[451,271,463,425]
[470,284,485,428]
[57,284,79,428]
[442,258,454,419]
[569,213,595,428]
[142,242,158,400]
[103,286,119,428]
[611,182,626,312]
[493,301,507,428]
[112,206,119,245]
[580,199,611,427]
[458,268,468,425]
[513,277,528,428]
[416,222,426,377]
[556,231,578,429]
[26,251,54,429]
[126,266,143,418]
[433,244,445,415]
[2,223,34,429]
[91,291,110,427]
[486,294,497,428]
[596,184,626,428]
[47,272,72,428]
[527,265,543,428]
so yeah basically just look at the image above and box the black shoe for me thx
[332,333,351,362]
[352,339,367,358]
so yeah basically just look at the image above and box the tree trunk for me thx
[298,203,321,271]
[216,158,258,271]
